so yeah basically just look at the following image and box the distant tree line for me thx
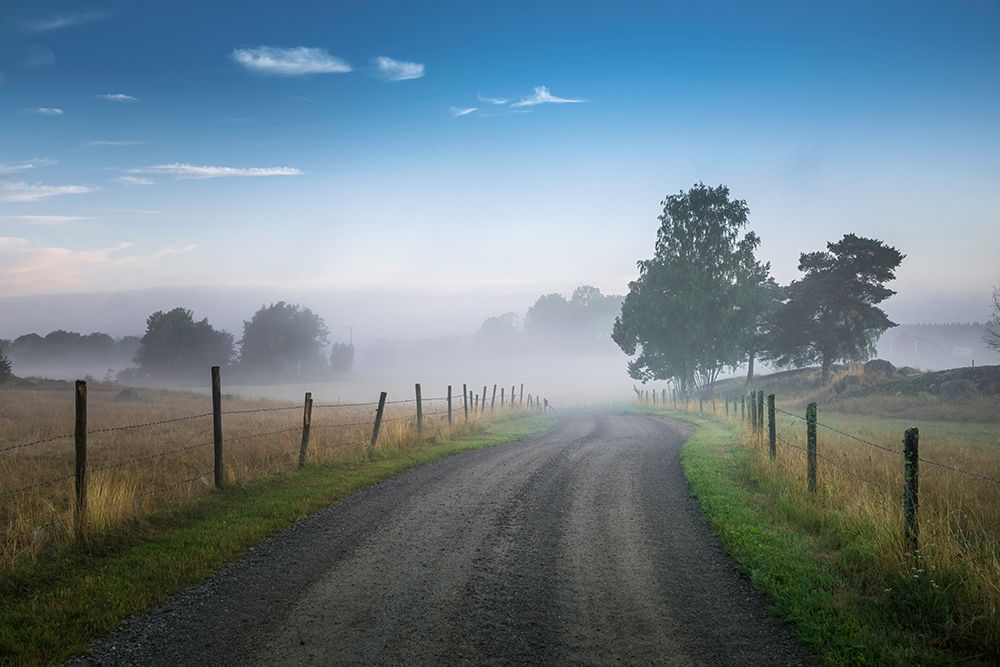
[120,301,353,381]
[613,183,907,394]
[477,285,624,352]
[0,331,140,377]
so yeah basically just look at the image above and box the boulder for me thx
[863,359,896,378]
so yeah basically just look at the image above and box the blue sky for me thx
[1,0,999,324]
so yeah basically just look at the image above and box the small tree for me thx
[0,350,12,383]
[134,308,235,377]
[330,342,354,373]
[239,302,329,377]
[763,234,904,384]
[986,284,1000,352]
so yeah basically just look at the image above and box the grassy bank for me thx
[650,408,995,665]
[0,413,551,666]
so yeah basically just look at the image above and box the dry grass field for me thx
[675,374,1000,657]
[0,379,506,571]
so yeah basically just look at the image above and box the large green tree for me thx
[134,308,235,377]
[612,183,769,393]
[762,234,904,384]
[239,302,329,376]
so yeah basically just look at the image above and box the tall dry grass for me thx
[682,398,999,655]
[0,382,512,570]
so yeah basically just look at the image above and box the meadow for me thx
[0,378,512,572]
[661,368,1000,662]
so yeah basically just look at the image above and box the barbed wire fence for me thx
[0,367,551,544]
[635,388,999,551]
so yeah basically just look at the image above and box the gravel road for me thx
[71,412,811,666]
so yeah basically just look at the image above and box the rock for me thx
[863,359,896,377]
[937,379,979,400]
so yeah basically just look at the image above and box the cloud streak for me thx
[32,107,64,116]
[22,10,111,32]
[115,176,154,186]
[96,93,138,102]
[0,215,92,223]
[86,140,148,147]
[374,56,425,81]
[450,106,477,118]
[231,46,351,76]
[129,163,302,179]
[0,158,58,174]
[510,85,584,108]
[0,182,96,203]
[477,94,508,105]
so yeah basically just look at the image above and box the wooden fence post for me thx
[298,391,313,468]
[482,386,487,414]
[725,398,729,418]
[415,383,423,435]
[447,385,453,426]
[544,398,549,412]
[740,395,745,422]
[520,383,524,406]
[211,366,224,488]
[501,386,505,407]
[74,380,87,535]
[767,394,776,460]
[698,396,703,413]
[491,384,497,411]
[903,428,920,551]
[750,392,757,432]
[462,384,469,423]
[368,391,387,459]
[757,392,765,439]
[511,386,516,409]
[806,402,817,494]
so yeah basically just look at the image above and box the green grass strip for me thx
[661,409,988,667]
[0,414,552,666]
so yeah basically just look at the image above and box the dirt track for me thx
[72,412,811,666]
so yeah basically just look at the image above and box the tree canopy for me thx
[239,301,330,377]
[762,234,904,384]
[985,284,1000,353]
[612,183,769,393]
[134,308,235,377]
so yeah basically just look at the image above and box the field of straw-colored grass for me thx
[685,397,999,655]
[0,381,505,570]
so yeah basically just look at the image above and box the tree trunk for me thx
[745,349,756,387]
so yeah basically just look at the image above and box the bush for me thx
[0,352,12,383]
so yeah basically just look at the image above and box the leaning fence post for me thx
[482,386,487,414]
[903,428,920,551]
[767,394,776,460]
[806,402,817,494]
[463,384,469,423]
[447,385,453,426]
[491,384,497,411]
[368,391,387,459]
[415,383,423,435]
[74,380,87,535]
[298,391,313,468]
[211,365,224,488]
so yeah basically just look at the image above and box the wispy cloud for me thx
[153,244,199,258]
[86,139,148,147]
[0,182,96,203]
[0,215,92,223]
[20,45,55,67]
[230,46,351,76]
[450,106,477,118]
[96,93,137,102]
[510,85,585,108]
[477,94,508,105]
[0,158,58,174]
[31,107,64,116]
[129,163,302,179]
[374,56,425,81]
[115,176,154,186]
[0,240,133,294]
[22,10,111,32]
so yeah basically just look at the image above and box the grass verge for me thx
[654,408,993,666]
[0,413,552,666]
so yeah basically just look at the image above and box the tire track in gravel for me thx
[70,412,812,666]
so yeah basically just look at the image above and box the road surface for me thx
[72,412,811,666]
